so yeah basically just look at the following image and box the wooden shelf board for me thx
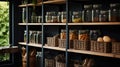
[44,23,66,25]
[68,49,115,58]
[18,23,42,25]
[19,42,42,48]
[68,22,120,25]
[44,45,66,51]
[115,54,120,58]
[19,0,65,7]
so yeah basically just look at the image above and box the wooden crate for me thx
[112,42,120,54]
[56,61,66,67]
[73,40,90,50]
[91,41,111,53]
[47,37,58,47]
[58,39,73,49]
[45,58,55,67]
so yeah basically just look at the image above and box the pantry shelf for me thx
[68,22,120,25]
[18,23,42,25]
[19,42,42,48]
[19,0,65,7]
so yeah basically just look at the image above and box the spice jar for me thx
[61,12,67,23]
[83,5,92,22]
[60,29,66,39]
[36,31,42,44]
[92,4,101,22]
[69,30,78,40]
[78,30,89,41]
[99,10,108,22]
[90,30,101,41]
[72,11,82,23]
[109,3,120,22]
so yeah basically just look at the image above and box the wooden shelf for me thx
[19,22,120,26]
[18,23,42,25]
[44,45,66,51]
[19,42,42,48]
[19,0,65,7]
[0,46,19,53]
[68,49,115,58]
[68,22,120,25]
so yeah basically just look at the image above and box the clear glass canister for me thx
[57,12,61,22]
[90,30,101,41]
[52,16,58,23]
[60,29,66,39]
[24,30,27,42]
[29,31,33,43]
[61,12,67,23]
[36,31,42,44]
[45,12,52,23]
[78,30,89,41]
[99,10,108,22]
[69,30,78,40]
[33,31,37,43]
[109,3,120,22]
[92,4,101,22]
[83,5,92,22]
[22,8,26,23]
[37,16,42,23]
[72,11,82,23]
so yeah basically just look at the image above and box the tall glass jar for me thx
[92,4,101,22]
[45,12,52,23]
[36,31,42,44]
[61,12,67,23]
[57,12,61,22]
[72,11,82,23]
[83,5,92,22]
[60,29,66,39]
[109,3,120,22]
[22,8,26,23]
[24,30,27,42]
[99,10,108,22]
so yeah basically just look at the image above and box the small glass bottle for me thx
[60,29,66,39]
[109,3,120,22]
[61,12,67,23]
[72,11,82,23]
[83,5,92,22]
[92,4,101,22]
[99,10,108,22]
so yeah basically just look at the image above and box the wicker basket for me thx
[45,58,55,67]
[47,37,59,47]
[58,39,73,49]
[73,40,90,50]
[91,41,111,53]
[112,42,120,54]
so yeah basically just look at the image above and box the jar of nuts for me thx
[78,30,89,41]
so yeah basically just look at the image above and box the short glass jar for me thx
[72,11,82,23]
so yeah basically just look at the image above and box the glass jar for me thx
[78,30,89,41]
[37,16,42,23]
[33,31,37,43]
[109,3,120,22]
[99,10,108,22]
[24,30,27,42]
[61,12,67,23]
[90,30,101,41]
[60,29,66,39]
[72,11,82,23]
[52,16,58,23]
[57,12,61,22]
[22,8,26,23]
[45,12,52,23]
[31,10,37,23]
[29,31,33,43]
[36,31,42,44]
[69,30,78,40]
[83,5,92,22]
[92,4,101,22]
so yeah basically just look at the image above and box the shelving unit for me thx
[17,0,120,67]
